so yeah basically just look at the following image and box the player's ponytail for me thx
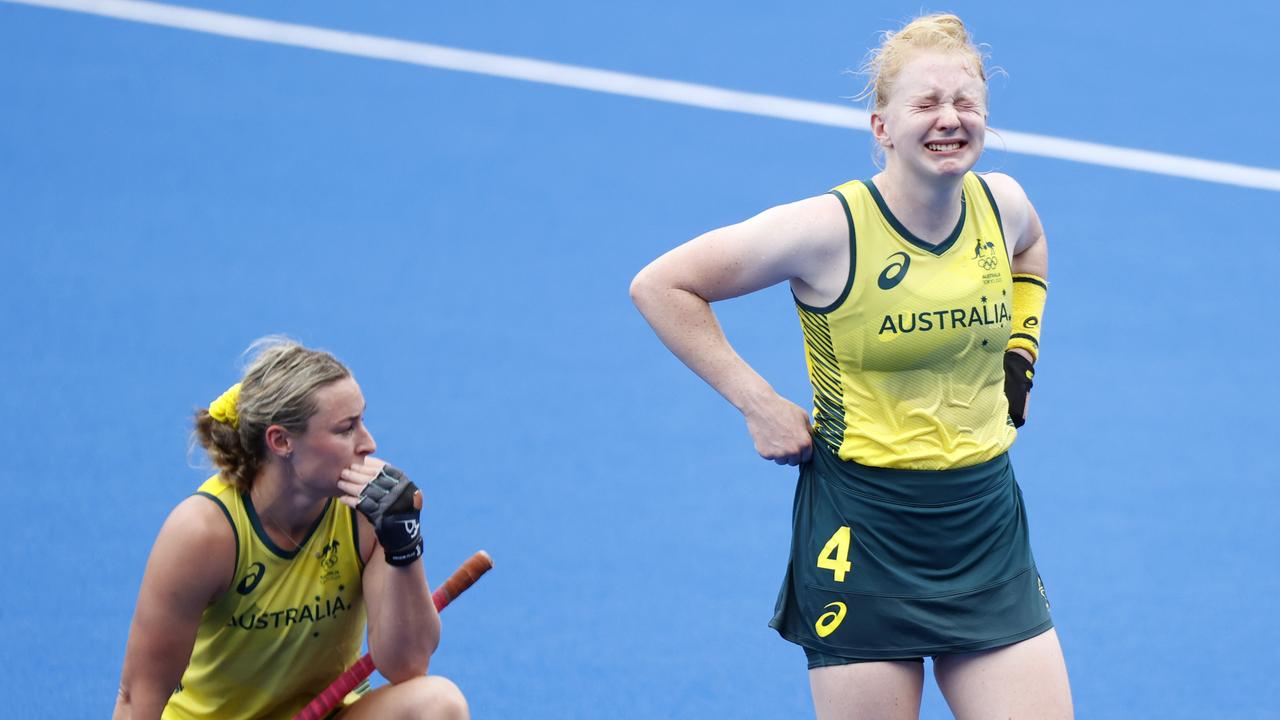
[194,404,257,489]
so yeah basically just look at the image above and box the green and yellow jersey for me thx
[163,475,367,720]
[797,172,1016,470]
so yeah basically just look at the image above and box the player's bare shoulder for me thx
[156,493,238,599]
[636,191,850,305]
[978,172,1030,220]
[774,192,852,307]
[769,192,848,256]
[978,172,1038,251]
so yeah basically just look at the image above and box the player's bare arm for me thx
[630,194,847,465]
[338,458,439,682]
[982,172,1048,276]
[983,172,1049,426]
[113,497,234,720]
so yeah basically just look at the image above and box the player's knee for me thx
[403,675,468,720]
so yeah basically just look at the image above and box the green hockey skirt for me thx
[769,443,1053,661]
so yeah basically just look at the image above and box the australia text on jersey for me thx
[878,301,1010,335]
[226,592,353,630]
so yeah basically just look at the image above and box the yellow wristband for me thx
[1007,274,1047,362]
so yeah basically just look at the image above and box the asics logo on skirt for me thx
[814,602,847,637]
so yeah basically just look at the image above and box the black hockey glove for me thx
[1003,351,1034,428]
[356,465,423,567]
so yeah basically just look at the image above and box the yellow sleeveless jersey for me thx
[797,172,1017,470]
[163,475,368,720]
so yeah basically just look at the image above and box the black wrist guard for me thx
[355,465,424,567]
[1003,351,1034,428]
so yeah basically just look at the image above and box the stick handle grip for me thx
[433,550,493,607]
[294,655,375,720]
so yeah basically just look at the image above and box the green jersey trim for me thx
[974,174,1007,257]
[794,191,858,314]
[196,490,239,589]
[350,506,365,572]
[243,493,333,560]
[861,179,966,256]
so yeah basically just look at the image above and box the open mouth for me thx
[925,141,965,153]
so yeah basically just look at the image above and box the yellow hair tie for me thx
[208,383,242,428]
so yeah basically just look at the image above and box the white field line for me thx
[8,0,1280,192]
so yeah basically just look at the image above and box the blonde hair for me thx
[859,13,988,112]
[194,337,350,490]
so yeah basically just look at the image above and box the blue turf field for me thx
[2,1,1279,717]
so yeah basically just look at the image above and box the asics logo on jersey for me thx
[1023,316,1039,328]
[399,519,420,538]
[878,252,911,290]
[237,562,266,595]
[814,601,847,637]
